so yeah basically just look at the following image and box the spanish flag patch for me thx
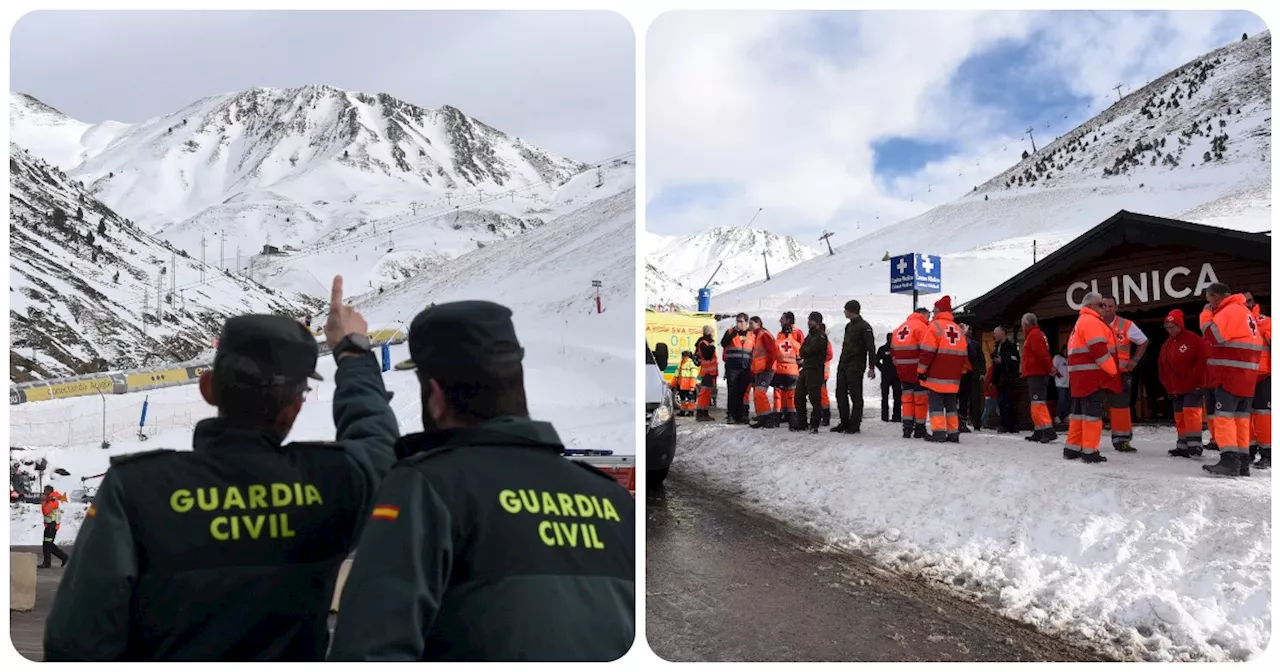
[370,505,400,521]
[86,504,97,519]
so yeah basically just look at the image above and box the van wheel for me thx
[648,468,669,487]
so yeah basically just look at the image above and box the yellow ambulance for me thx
[644,309,719,383]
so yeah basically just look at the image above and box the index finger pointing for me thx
[330,275,344,308]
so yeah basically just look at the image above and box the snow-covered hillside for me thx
[8,143,320,382]
[712,32,1271,341]
[10,86,604,296]
[645,227,821,306]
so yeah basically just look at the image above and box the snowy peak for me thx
[973,31,1270,198]
[646,226,822,299]
[8,142,320,381]
[10,92,129,171]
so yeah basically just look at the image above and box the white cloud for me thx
[646,10,1266,238]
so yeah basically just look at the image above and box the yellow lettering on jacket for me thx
[169,482,321,540]
[497,488,625,552]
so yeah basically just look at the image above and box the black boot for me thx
[1257,448,1271,470]
[902,423,913,439]
[1025,430,1043,442]
[958,422,971,433]
[830,422,848,433]
[1169,444,1204,458]
[1063,447,1080,460]
[945,433,960,443]
[913,424,928,439]
[1037,429,1058,443]
[1203,451,1243,476]
[1205,442,1219,451]
[821,409,831,426]
[1114,441,1137,453]
[1081,451,1108,464]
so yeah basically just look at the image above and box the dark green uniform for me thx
[796,327,830,429]
[43,317,400,661]
[328,418,636,661]
[836,313,876,430]
[329,300,635,661]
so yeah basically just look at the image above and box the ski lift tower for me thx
[592,280,603,313]
[818,230,836,255]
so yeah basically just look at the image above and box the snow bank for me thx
[674,420,1271,662]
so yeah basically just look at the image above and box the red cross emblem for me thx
[944,325,961,346]
[1247,316,1258,337]
[780,340,795,354]
[897,326,911,341]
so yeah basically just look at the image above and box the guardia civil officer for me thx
[43,276,401,661]
[327,301,636,662]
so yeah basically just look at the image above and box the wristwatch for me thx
[332,333,373,361]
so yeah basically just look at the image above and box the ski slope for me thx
[675,420,1270,662]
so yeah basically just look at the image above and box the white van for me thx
[645,344,676,486]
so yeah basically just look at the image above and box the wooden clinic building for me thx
[955,210,1271,429]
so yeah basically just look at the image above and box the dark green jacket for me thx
[839,315,876,370]
[42,353,399,661]
[799,328,829,372]
[327,417,635,662]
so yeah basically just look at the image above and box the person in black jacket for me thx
[834,300,876,434]
[328,301,634,662]
[43,276,400,661]
[875,333,901,422]
[991,326,1021,434]
[720,313,754,424]
[958,324,983,432]
[795,312,830,433]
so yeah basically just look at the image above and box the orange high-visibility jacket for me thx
[696,337,718,378]
[824,340,833,379]
[1111,316,1137,368]
[917,312,968,393]
[751,329,779,374]
[891,312,929,384]
[775,327,804,376]
[1067,306,1121,397]
[723,329,756,371]
[1253,304,1271,380]
[42,492,64,529]
[1203,294,1264,397]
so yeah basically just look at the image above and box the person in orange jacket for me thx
[1160,309,1209,458]
[40,485,71,568]
[748,316,781,428]
[1245,291,1270,469]
[1064,292,1122,463]
[892,307,931,439]
[917,296,968,443]
[1201,283,1265,476]
[1020,312,1057,443]
[673,350,698,416]
[773,312,805,429]
[694,326,718,422]
[1099,296,1149,453]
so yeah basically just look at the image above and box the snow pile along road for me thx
[673,421,1271,662]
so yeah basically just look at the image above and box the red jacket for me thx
[1202,294,1264,397]
[1019,326,1053,377]
[750,329,779,374]
[1068,306,1122,397]
[983,362,997,398]
[1159,328,1207,395]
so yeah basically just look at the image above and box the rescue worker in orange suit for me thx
[694,325,718,422]
[773,312,805,429]
[721,313,755,425]
[1099,296,1149,453]
[795,312,830,433]
[1199,304,1219,451]
[749,316,781,428]
[819,339,833,426]
[1064,292,1121,463]
[917,296,968,443]
[1200,283,1265,476]
[40,485,70,568]
[1244,291,1270,469]
[892,308,931,439]
[875,333,902,423]
[673,351,698,416]
[1160,309,1209,458]
[1020,312,1057,443]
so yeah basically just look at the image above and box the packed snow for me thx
[646,227,820,307]
[673,419,1270,662]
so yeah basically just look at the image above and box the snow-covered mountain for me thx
[645,227,821,306]
[9,86,601,295]
[8,143,321,382]
[710,31,1271,343]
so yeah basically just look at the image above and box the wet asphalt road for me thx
[645,475,1111,663]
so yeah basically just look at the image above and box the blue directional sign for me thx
[889,253,942,295]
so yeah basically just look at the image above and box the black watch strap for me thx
[333,333,372,360]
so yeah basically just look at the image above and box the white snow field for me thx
[645,227,821,302]
[10,186,638,548]
[675,420,1270,662]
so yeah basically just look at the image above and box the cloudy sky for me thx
[647,10,1267,241]
[9,10,635,162]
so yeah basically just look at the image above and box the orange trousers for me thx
[1209,388,1252,456]
[1066,390,1105,456]
[1027,375,1054,432]
[1106,373,1133,446]
[1171,391,1204,449]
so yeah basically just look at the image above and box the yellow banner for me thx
[125,369,190,390]
[46,377,113,399]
